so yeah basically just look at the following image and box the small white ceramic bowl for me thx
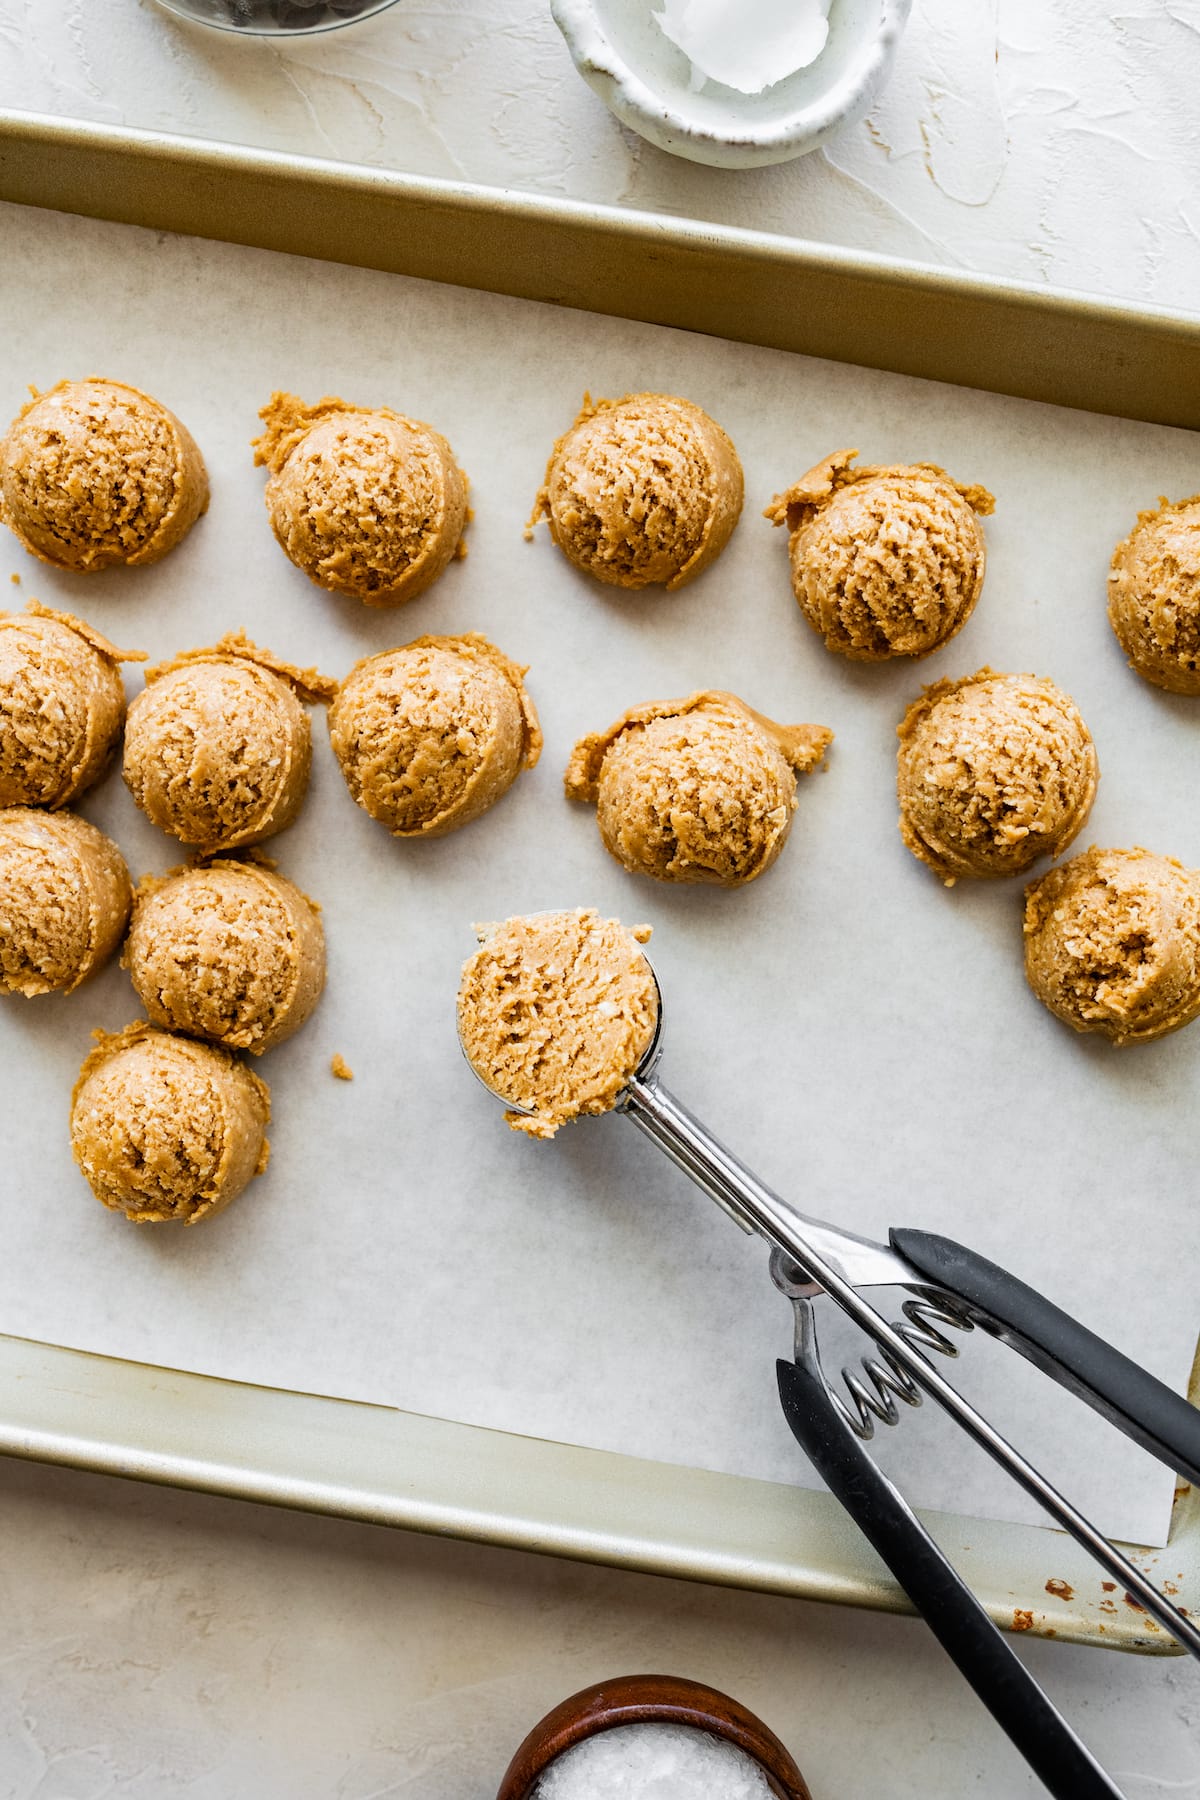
[552,0,912,169]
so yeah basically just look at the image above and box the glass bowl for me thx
[153,0,400,34]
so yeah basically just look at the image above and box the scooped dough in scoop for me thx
[0,602,144,808]
[0,378,208,571]
[123,631,335,854]
[766,449,993,661]
[124,859,325,1054]
[566,691,832,887]
[253,391,469,607]
[897,670,1098,883]
[0,807,131,996]
[527,392,744,591]
[328,633,541,838]
[457,909,657,1139]
[1023,847,1200,1045]
[1108,494,1200,693]
[70,1021,270,1224]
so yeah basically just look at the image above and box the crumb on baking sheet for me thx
[9,572,19,584]
[331,1053,354,1081]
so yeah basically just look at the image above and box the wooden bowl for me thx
[496,1672,812,1799]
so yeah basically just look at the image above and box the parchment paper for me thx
[1,201,1197,1547]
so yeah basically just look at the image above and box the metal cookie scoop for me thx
[459,940,1200,1800]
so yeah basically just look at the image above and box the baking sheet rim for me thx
[2,1327,1194,1656]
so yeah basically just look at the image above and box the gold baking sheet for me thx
[0,109,1198,1652]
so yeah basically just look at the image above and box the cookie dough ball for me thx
[1024,848,1200,1045]
[328,633,541,838]
[0,808,130,997]
[252,392,468,607]
[766,449,993,661]
[71,1022,270,1224]
[1108,495,1200,694]
[125,861,325,1054]
[528,392,743,591]
[897,670,1098,884]
[0,378,208,572]
[566,691,832,887]
[124,632,335,854]
[0,603,143,808]
[457,909,658,1139]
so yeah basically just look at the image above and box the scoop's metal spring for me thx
[835,1296,975,1441]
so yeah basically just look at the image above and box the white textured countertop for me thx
[1,3,1199,1796]
[2,0,1200,310]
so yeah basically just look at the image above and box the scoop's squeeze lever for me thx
[457,910,1200,1800]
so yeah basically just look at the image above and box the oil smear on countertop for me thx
[653,0,831,94]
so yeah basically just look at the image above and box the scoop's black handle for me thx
[777,1356,1123,1800]
[891,1229,1200,1488]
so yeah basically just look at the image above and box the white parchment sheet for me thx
[1,202,1198,1548]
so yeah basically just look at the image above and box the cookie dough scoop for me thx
[71,1022,270,1224]
[329,633,541,838]
[253,391,469,607]
[0,808,131,997]
[457,909,659,1139]
[1108,494,1200,694]
[1024,847,1200,1045]
[0,378,208,571]
[528,392,744,591]
[456,906,1200,1770]
[566,691,832,886]
[897,670,1097,883]
[124,631,335,854]
[766,450,993,661]
[125,859,325,1054]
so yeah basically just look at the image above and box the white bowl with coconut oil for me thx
[551,0,912,169]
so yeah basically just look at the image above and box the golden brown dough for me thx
[70,1022,270,1224]
[328,633,541,838]
[0,602,143,808]
[0,378,208,571]
[766,449,993,661]
[1108,495,1200,693]
[457,909,657,1139]
[527,392,743,591]
[1023,847,1200,1044]
[0,808,130,996]
[124,859,325,1054]
[897,670,1097,883]
[566,691,832,887]
[253,391,468,607]
[123,631,334,854]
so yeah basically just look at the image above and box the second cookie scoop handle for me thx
[777,1335,1124,1800]
[891,1228,1200,1488]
